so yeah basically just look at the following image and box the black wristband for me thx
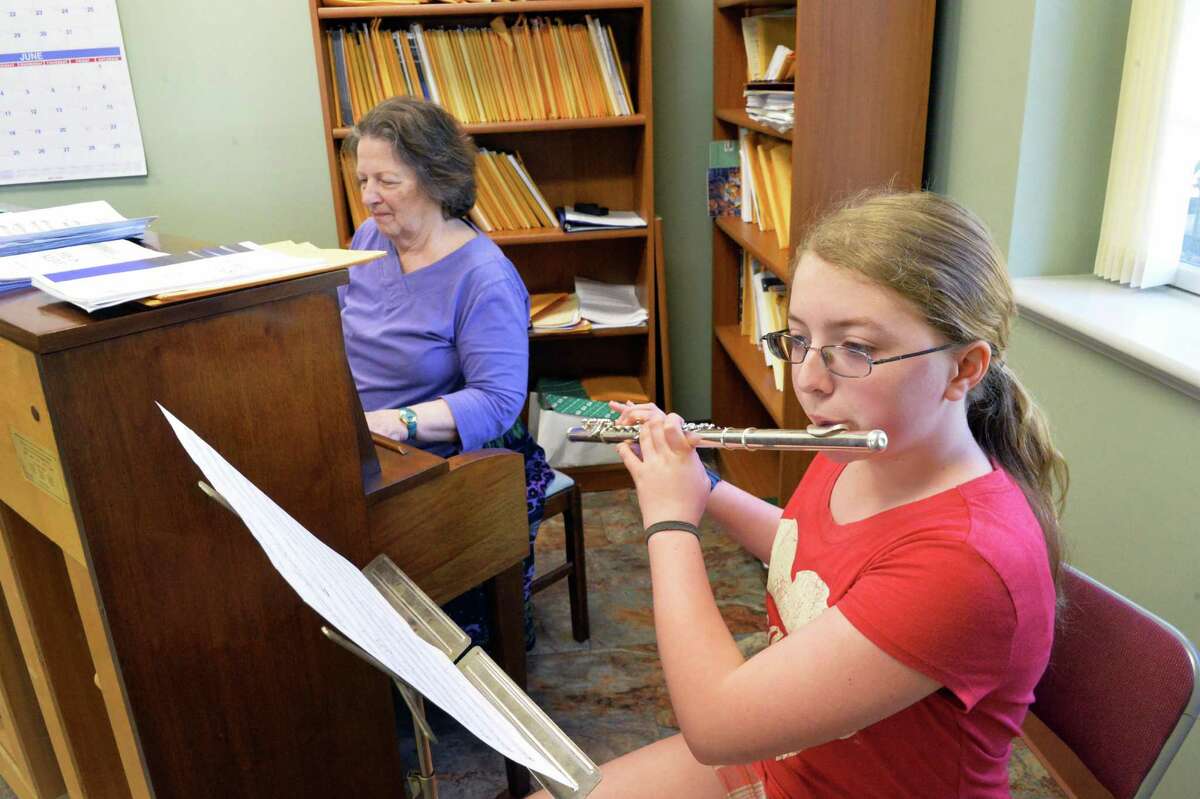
[644,520,702,544]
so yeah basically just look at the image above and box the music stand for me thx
[199,481,600,799]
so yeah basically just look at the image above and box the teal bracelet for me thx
[644,520,701,544]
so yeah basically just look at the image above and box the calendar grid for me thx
[0,0,147,185]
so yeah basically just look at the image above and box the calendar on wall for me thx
[0,0,147,186]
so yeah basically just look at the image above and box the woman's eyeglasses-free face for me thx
[760,331,954,379]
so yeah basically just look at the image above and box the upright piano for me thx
[0,266,532,797]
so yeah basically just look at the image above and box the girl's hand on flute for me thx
[609,402,709,529]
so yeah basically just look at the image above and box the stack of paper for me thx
[745,82,794,133]
[1,238,168,295]
[557,207,647,234]
[529,292,587,332]
[574,276,647,327]
[31,244,328,313]
[0,201,155,258]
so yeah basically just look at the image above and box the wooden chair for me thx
[1021,565,1199,799]
[531,470,589,642]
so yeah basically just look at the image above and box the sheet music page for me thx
[159,405,574,788]
[0,200,126,238]
[0,237,165,282]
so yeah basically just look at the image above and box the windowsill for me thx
[1013,274,1200,402]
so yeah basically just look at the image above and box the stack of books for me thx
[341,146,557,233]
[738,129,793,250]
[325,16,633,127]
[739,252,789,392]
[740,9,794,82]
[469,149,557,233]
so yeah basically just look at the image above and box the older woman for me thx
[339,97,551,645]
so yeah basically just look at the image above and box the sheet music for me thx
[159,405,574,789]
[0,237,165,284]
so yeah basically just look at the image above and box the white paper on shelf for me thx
[158,406,574,789]
[574,276,648,326]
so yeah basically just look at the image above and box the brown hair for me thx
[342,97,477,219]
[801,190,1068,591]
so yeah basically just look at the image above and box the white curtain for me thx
[1095,0,1200,288]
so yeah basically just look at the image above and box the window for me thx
[1176,163,1200,293]
[1094,0,1200,291]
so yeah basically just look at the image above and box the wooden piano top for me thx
[0,270,349,354]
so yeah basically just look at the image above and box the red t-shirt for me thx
[756,455,1055,798]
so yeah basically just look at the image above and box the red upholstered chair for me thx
[1021,565,1200,799]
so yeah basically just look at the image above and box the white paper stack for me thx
[1,238,169,294]
[574,276,648,327]
[31,244,326,313]
[0,201,155,257]
[745,88,794,133]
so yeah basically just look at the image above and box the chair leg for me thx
[563,486,589,642]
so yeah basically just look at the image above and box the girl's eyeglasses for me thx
[760,331,953,378]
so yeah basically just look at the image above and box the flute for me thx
[567,420,888,453]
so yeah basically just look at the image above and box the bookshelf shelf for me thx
[530,324,647,341]
[714,107,791,142]
[308,0,659,491]
[319,0,646,20]
[332,115,647,140]
[714,217,788,280]
[715,324,784,426]
[710,1,935,499]
[492,227,648,245]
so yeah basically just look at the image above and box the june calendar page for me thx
[0,0,147,185]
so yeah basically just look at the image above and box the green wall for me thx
[4,0,336,248]
[651,0,713,420]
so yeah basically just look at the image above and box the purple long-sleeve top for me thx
[339,220,530,458]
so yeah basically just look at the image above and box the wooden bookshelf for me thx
[308,0,657,491]
[710,0,935,501]
[714,107,792,141]
[332,114,648,139]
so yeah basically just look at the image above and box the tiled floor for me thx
[0,488,1067,799]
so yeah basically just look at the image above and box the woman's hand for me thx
[610,402,709,529]
[365,409,408,442]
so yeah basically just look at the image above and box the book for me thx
[556,207,647,233]
[708,140,741,218]
[324,17,633,128]
[740,10,795,82]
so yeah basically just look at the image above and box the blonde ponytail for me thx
[968,361,1068,587]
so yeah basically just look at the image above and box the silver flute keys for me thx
[566,420,888,453]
